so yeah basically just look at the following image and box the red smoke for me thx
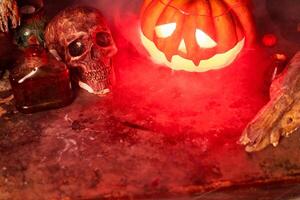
[77,0,274,143]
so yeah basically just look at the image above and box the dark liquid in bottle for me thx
[10,47,74,114]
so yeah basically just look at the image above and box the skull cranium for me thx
[45,6,117,95]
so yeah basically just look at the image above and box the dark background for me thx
[44,0,300,56]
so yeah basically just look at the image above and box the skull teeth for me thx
[78,81,110,95]
[78,69,112,94]
[82,70,109,82]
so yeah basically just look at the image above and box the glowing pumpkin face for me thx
[140,0,256,72]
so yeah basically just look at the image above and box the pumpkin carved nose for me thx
[178,39,187,53]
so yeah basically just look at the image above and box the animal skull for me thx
[45,6,117,95]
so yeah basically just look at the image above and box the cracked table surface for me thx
[1,87,300,200]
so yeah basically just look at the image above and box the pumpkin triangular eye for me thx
[195,29,217,48]
[155,23,176,38]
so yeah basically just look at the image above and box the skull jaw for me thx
[78,80,110,95]
[76,68,113,95]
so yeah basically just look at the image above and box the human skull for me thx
[45,6,117,95]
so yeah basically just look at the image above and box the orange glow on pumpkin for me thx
[140,0,256,72]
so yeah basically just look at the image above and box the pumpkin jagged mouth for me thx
[141,32,245,72]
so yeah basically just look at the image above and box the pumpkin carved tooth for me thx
[165,53,174,63]
[140,0,256,72]
[192,57,201,67]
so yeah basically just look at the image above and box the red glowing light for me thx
[262,33,278,47]
[108,0,272,137]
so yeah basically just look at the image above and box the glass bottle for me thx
[10,46,74,113]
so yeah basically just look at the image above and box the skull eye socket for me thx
[68,40,85,57]
[96,32,111,47]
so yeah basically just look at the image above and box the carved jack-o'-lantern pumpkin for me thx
[140,0,256,72]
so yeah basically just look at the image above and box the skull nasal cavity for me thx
[91,46,102,59]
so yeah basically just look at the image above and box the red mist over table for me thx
[85,0,274,144]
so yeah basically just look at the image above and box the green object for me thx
[14,9,46,47]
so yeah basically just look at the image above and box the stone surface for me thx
[1,88,300,199]
[0,0,300,199]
